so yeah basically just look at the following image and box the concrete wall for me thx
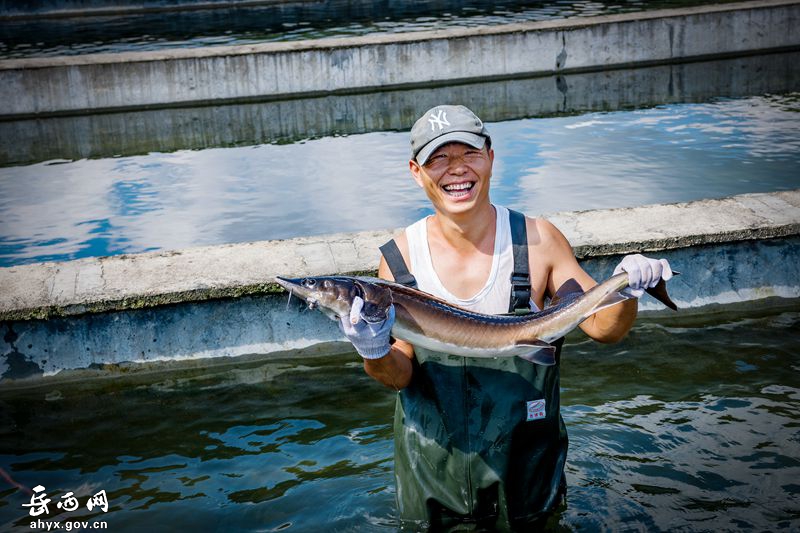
[3,237,797,384]
[3,49,798,167]
[1,190,799,383]
[1,0,798,118]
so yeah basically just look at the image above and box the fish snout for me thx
[275,276,302,292]
[275,276,321,299]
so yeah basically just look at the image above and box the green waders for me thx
[393,345,568,531]
[380,209,569,531]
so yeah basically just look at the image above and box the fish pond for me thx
[1,0,742,59]
[0,305,798,530]
[1,91,799,268]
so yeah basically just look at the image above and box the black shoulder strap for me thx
[379,239,417,288]
[508,209,532,314]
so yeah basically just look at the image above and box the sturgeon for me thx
[275,273,677,366]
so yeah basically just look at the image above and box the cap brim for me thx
[415,132,487,165]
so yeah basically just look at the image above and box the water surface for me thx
[0,0,741,59]
[1,93,798,267]
[0,306,798,530]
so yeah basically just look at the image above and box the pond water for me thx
[0,0,740,59]
[0,306,798,530]
[1,92,799,268]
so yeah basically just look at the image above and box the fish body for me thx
[275,273,676,366]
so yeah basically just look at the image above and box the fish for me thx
[274,272,677,366]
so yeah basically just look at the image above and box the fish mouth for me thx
[275,276,322,310]
[275,276,313,300]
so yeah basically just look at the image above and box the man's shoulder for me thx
[379,229,410,273]
[495,204,562,247]
[519,214,562,248]
[392,230,410,252]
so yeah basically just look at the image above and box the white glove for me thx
[613,254,673,298]
[338,295,395,359]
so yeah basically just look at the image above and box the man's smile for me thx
[441,180,476,199]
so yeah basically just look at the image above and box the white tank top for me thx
[405,205,539,315]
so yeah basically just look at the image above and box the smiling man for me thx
[338,105,672,531]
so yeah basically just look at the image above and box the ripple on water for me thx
[0,309,799,530]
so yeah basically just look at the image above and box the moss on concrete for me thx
[0,270,380,321]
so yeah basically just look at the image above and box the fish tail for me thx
[644,273,679,311]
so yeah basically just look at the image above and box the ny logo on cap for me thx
[428,109,450,131]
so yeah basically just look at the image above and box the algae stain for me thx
[3,324,43,379]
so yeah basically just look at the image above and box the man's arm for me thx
[361,256,415,390]
[536,218,638,343]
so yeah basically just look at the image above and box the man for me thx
[340,105,672,530]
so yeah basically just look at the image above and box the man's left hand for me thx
[613,254,673,298]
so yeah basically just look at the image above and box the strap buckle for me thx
[510,272,532,313]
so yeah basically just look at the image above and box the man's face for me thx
[410,141,494,214]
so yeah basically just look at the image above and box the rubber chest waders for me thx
[380,210,568,531]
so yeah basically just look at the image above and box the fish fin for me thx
[548,278,584,308]
[515,340,557,366]
[644,271,680,311]
[591,290,636,315]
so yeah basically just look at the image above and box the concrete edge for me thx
[2,50,798,157]
[1,189,799,322]
[5,47,799,122]
[1,0,795,70]
[570,225,800,259]
[3,237,799,384]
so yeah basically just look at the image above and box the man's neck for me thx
[429,203,497,253]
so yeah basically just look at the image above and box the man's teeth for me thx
[443,182,474,191]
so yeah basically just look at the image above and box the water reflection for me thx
[0,357,398,531]
[558,310,800,530]
[0,308,798,530]
[504,93,800,215]
[6,51,797,166]
[0,0,738,59]
[2,93,799,267]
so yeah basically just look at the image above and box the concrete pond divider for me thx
[1,190,799,384]
[3,49,799,167]
[0,0,798,118]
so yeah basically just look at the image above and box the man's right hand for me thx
[338,296,395,359]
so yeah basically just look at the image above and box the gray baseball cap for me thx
[410,105,490,165]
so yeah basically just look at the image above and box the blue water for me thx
[1,307,798,530]
[1,93,798,268]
